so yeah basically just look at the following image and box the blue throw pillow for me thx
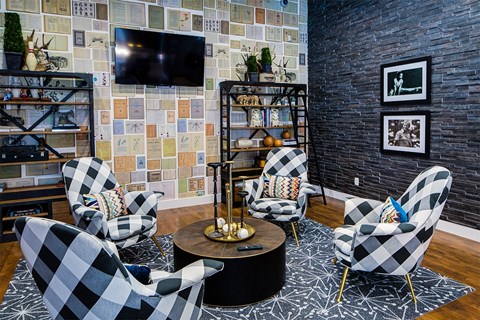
[124,264,152,285]
[379,196,408,223]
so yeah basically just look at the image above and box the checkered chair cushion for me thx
[62,157,159,249]
[14,217,224,320]
[245,148,316,224]
[333,166,452,275]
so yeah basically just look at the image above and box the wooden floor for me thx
[0,197,478,319]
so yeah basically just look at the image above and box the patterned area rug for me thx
[0,219,474,320]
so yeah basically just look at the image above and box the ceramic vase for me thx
[11,77,21,98]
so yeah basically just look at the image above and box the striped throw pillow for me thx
[379,196,408,223]
[263,173,301,200]
[83,187,128,221]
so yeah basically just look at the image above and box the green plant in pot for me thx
[260,47,273,73]
[246,55,259,82]
[3,12,25,70]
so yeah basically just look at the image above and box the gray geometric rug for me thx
[0,219,474,320]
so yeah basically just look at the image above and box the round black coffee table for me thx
[173,218,286,306]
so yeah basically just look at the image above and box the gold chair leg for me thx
[337,267,349,302]
[151,236,166,256]
[406,274,417,303]
[291,222,300,246]
[332,257,337,265]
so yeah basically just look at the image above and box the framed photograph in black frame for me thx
[381,56,431,105]
[380,111,430,158]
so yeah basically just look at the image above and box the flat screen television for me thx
[114,28,205,87]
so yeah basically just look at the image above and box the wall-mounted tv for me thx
[114,28,205,87]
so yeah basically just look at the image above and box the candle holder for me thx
[207,162,223,238]
[204,161,256,242]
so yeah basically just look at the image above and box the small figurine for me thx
[3,89,12,101]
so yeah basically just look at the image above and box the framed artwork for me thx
[380,111,430,158]
[73,30,85,47]
[381,56,432,105]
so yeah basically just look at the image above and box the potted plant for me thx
[3,12,25,70]
[246,55,259,82]
[260,47,273,73]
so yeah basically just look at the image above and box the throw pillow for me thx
[263,173,301,200]
[83,187,128,221]
[124,264,152,285]
[379,196,408,223]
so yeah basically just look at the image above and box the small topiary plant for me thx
[3,12,24,53]
[246,55,259,73]
[260,47,272,65]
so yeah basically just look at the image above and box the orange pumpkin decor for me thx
[281,130,291,139]
[263,135,275,147]
[274,139,283,147]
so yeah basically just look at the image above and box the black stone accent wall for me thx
[307,0,480,229]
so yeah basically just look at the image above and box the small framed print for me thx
[205,43,213,57]
[381,56,432,105]
[299,53,306,66]
[380,111,430,158]
[73,30,85,47]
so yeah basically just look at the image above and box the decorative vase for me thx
[25,41,37,71]
[261,64,272,73]
[274,139,283,147]
[11,77,21,98]
[248,72,259,83]
[29,77,40,98]
[4,52,23,70]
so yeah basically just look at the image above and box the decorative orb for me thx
[217,217,226,228]
[274,139,283,147]
[237,228,249,239]
[263,135,275,147]
[222,223,233,233]
[281,130,291,139]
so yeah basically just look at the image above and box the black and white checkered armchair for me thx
[245,147,317,246]
[62,157,165,253]
[333,166,452,303]
[14,217,224,320]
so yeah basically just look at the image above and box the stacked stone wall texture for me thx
[308,0,480,229]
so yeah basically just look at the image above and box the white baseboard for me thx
[323,187,480,243]
[157,194,215,210]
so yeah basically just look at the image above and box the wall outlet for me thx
[354,177,360,186]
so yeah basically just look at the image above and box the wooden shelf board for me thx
[0,157,79,167]
[3,212,48,221]
[0,194,65,205]
[224,147,275,152]
[0,184,63,194]
[0,130,91,135]
[0,101,90,105]
[231,104,304,108]
[229,125,293,129]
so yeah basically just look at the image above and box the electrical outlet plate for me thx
[354,177,360,186]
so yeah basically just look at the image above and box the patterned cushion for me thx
[83,187,128,221]
[251,198,297,215]
[263,173,301,200]
[379,196,408,223]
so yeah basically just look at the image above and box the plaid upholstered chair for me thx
[245,147,317,246]
[14,217,224,320]
[333,166,452,303]
[62,157,165,253]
